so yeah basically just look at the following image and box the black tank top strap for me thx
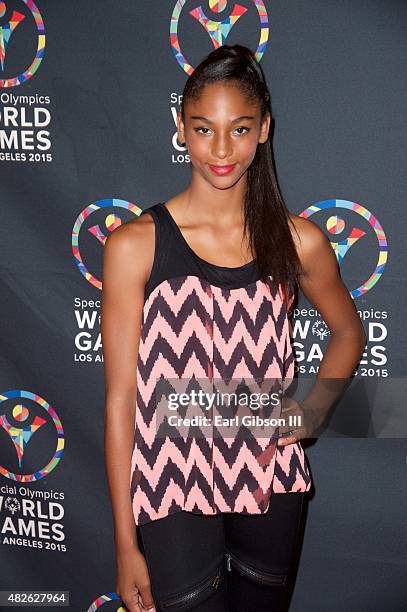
[142,203,198,301]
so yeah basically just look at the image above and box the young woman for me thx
[101,45,366,612]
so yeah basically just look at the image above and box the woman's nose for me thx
[212,133,233,160]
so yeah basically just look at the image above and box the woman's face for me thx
[177,82,270,189]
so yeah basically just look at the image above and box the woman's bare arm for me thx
[101,212,156,610]
[278,215,367,445]
[294,215,366,373]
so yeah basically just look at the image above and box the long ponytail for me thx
[180,44,303,309]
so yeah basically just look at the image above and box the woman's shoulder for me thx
[103,206,157,285]
[106,207,155,252]
[287,212,332,265]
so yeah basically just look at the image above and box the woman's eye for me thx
[195,127,211,134]
[234,127,249,135]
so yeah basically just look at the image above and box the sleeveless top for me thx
[130,202,312,526]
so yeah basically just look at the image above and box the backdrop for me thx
[0,1,406,610]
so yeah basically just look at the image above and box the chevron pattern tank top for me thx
[130,202,312,526]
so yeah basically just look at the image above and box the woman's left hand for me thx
[275,395,317,446]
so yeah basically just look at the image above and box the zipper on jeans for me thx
[161,566,223,608]
[225,550,286,586]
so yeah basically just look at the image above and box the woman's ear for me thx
[177,111,186,146]
[258,112,271,144]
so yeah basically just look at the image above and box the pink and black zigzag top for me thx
[130,202,312,526]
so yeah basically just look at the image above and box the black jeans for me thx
[136,491,307,611]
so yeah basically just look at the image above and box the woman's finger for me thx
[138,590,156,612]
[277,423,306,444]
[277,432,298,446]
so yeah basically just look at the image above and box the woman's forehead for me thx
[184,83,260,113]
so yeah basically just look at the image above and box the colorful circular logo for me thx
[0,0,46,88]
[0,389,64,482]
[72,199,143,290]
[170,0,269,74]
[300,199,388,299]
[87,593,124,612]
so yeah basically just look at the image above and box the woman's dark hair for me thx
[180,44,303,310]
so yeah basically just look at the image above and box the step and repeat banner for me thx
[0,1,406,610]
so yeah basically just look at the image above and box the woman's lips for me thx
[208,164,236,175]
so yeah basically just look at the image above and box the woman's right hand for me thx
[116,545,156,612]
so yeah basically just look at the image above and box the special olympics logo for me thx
[170,0,269,74]
[0,389,64,482]
[300,199,388,299]
[86,593,124,612]
[312,320,330,340]
[0,0,45,88]
[72,199,143,290]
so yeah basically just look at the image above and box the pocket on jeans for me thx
[225,550,287,587]
[159,561,225,609]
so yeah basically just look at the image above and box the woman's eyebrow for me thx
[190,115,255,123]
